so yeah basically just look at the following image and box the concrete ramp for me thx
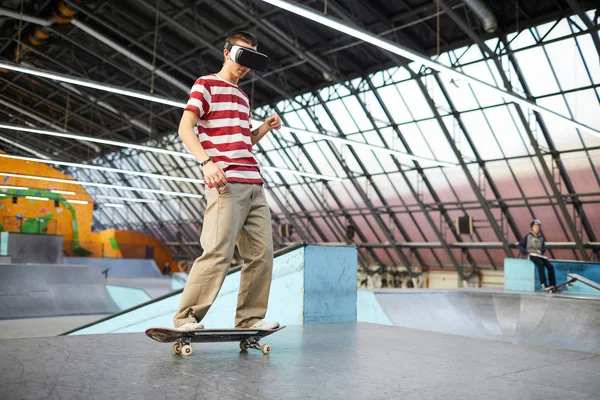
[65,244,358,335]
[63,257,162,277]
[0,264,119,319]
[359,289,600,354]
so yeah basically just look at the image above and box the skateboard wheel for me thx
[173,343,182,355]
[261,344,271,355]
[182,345,193,356]
[240,340,250,352]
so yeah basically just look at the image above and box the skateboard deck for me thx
[145,326,285,356]
[542,277,576,292]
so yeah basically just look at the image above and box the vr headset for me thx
[224,41,269,72]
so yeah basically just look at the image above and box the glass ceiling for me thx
[83,10,600,268]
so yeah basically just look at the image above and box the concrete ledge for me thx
[504,258,600,295]
[68,244,357,334]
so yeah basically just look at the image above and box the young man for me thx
[173,31,281,331]
[518,219,557,291]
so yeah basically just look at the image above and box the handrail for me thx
[567,273,600,291]
[59,241,306,335]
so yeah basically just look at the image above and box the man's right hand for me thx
[203,161,227,188]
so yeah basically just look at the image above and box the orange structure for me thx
[0,155,178,271]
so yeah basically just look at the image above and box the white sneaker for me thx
[250,320,280,330]
[175,322,205,331]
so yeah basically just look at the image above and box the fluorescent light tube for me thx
[262,166,343,181]
[0,172,204,199]
[0,133,52,159]
[96,195,158,203]
[67,199,89,205]
[103,203,125,208]
[274,124,456,167]
[0,123,189,158]
[0,185,29,190]
[50,190,76,195]
[0,154,204,184]
[25,196,49,201]
[0,61,187,108]
[0,123,344,181]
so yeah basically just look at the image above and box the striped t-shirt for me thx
[185,73,263,184]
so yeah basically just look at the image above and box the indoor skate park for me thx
[0,0,599,399]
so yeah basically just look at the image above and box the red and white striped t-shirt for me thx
[185,73,263,184]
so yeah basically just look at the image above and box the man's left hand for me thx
[263,114,281,132]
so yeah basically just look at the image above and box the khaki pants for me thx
[173,183,273,328]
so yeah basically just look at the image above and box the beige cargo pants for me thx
[173,183,273,328]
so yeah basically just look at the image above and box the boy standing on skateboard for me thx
[174,31,281,331]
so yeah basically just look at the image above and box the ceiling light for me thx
[2,42,598,141]
[25,196,49,201]
[0,133,51,159]
[0,172,204,199]
[0,123,188,158]
[103,203,125,208]
[261,166,343,181]
[50,189,76,195]
[0,123,343,181]
[258,0,600,139]
[96,195,158,203]
[0,154,204,184]
[0,61,187,108]
[67,199,89,205]
[0,185,29,190]
[274,124,456,167]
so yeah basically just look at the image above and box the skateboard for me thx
[145,326,285,356]
[541,277,576,293]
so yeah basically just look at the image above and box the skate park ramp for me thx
[63,257,163,278]
[358,289,600,354]
[63,243,358,335]
[0,264,120,319]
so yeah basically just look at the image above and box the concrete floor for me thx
[0,315,105,339]
[0,323,598,399]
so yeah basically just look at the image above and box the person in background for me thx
[518,219,557,292]
[163,262,172,275]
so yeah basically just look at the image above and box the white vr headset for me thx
[225,41,269,72]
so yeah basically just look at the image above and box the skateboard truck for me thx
[171,336,272,356]
[172,339,194,356]
[239,337,272,355]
